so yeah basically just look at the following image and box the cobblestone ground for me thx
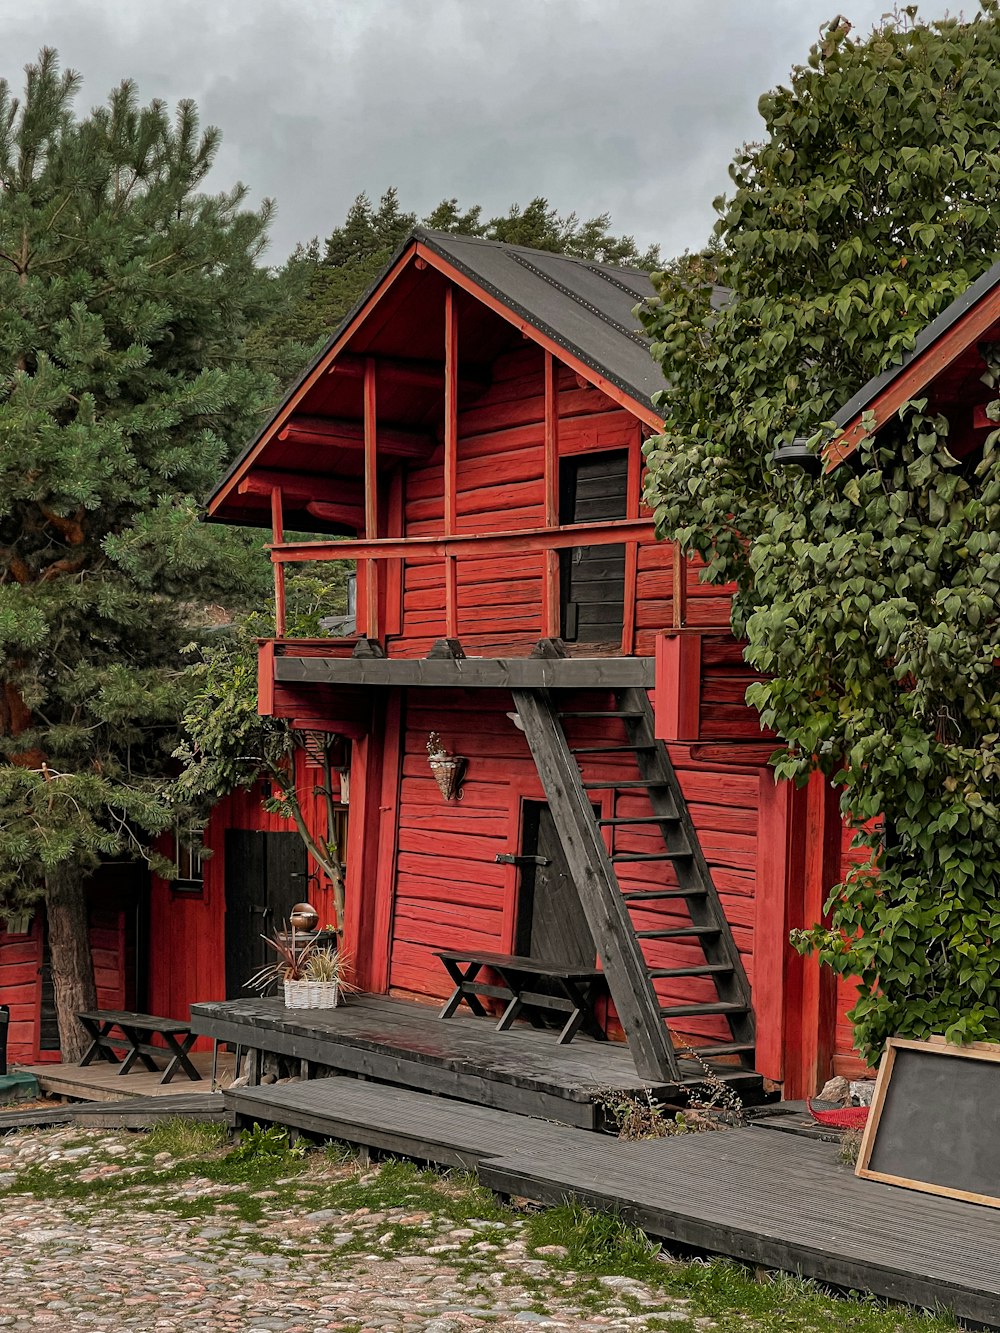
[0,1126,701,1333]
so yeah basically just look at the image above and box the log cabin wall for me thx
[391,351,668,657]
[0,876,134,1065]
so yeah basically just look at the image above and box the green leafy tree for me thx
[640,4,1000,1061]
[0,51,276,1056]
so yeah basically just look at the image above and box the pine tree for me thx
[0,51,275,1057]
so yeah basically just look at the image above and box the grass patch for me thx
[525,1203,959,1332]
[143,1118,227,1160]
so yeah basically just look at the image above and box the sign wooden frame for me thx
[856,1035,1000,1208]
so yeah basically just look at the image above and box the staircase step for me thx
[681,1042,757,1060]
[570,744,657,755]
[599,815,680,827]
[635,926,721,939]
[582,779,671,790]
[659,1001,750,1018]
[622,888,704,902]
[649,964,734,978]
[612,851,693,863]
[558,710,644,718]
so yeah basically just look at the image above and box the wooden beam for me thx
[272,518,654,564]
[671,541,687,629]
[273,655,656,689]
[304,500,363,529]
[444,287,458,536]
[542,351,561,638]
[280,416,435,460]
[512,688,679,1082]
[271,488,286,637]
[240,469,364,507]
[445,555,458,639]
[328,352,490,391]
[654,632,701,741]
[364,360,378,540]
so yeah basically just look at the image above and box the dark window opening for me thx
[559,449,629,646]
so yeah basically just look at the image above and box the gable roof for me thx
[827,258,1000,467]
[206,229,663,527]
[411,227,662,410]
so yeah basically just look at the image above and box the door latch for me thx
[494,853,551,866]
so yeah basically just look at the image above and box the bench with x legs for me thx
[76,1010,202,1084]
[435,949,608,1046]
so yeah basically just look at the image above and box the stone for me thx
[534,1245,569,1258]
[816,1075,851,1105]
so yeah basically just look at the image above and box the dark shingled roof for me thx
[412,227,662,410]
[833,258,1000,427]
[207,229,668,514]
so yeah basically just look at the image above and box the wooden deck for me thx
[16,1050,233,1103]
[192,994,764,1129]
[228,1075,1000,1329]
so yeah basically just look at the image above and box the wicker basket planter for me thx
[283,978,340,1009]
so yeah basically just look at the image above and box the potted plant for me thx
[248,925,351,1009]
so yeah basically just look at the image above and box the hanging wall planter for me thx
[426,731,467,801]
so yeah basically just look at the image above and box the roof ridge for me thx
[412,224,649,279]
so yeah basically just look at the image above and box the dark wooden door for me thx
[560,449,629,647]
[515,801,596,966]
[224,831,308,997]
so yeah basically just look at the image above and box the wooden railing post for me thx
[542,351,561,637]
[444,287,459,638]
[363,357,379,637]
[270,487,286,637]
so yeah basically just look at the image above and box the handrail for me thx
[270,518,655,564]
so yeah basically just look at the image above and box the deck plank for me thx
[227,1078,590,1169]
[193,995,761,1129]
[480,1131,1000,1328]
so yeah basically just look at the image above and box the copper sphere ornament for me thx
[289,902,319,932]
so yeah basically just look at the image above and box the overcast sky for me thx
[1,1,961,264]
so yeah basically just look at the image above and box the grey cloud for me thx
[0,0,957,262]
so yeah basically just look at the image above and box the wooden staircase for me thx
[512,686,755,1083]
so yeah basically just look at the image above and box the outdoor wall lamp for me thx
[771,436,823,475]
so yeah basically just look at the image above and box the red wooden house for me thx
[11,236,996,1093]
[199,227,846,1098]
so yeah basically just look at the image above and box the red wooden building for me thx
[10,235,996,1092]
[200,227,851,1098]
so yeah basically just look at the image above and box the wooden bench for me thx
[76,1010,201,1084]
[435,949,608,1045]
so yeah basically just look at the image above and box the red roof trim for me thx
[825,284,1000,471]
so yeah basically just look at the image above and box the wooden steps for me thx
[513,687,756,1084]
[193,995,765,1132]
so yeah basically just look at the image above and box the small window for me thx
[172,827,205,894]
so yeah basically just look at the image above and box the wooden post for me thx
[672,540,687,629]
[363,358,379,638]
[445,555,459,639]
[444,287,459,639]
[542,351,561,637]
[444,288,458,536]
[270,487,286,637]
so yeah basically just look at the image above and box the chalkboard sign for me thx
[856,1037,1000,1208]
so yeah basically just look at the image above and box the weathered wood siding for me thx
[381,685,767,1050]
[393,352,669,657]
[0,880,133,1064]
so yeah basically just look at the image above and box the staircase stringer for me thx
[618,687,756,1056]
[512,687,682,1082]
